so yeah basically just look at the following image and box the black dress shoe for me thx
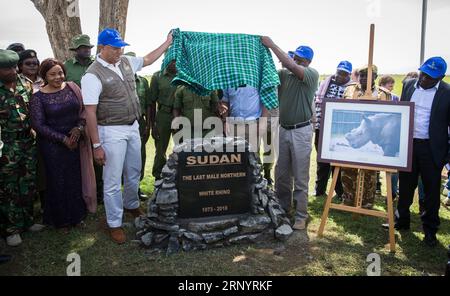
[0,254,12,264]
[382,222,410,231]
[423,234,438,247]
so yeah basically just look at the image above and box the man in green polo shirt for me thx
[262,37,319,231]
[149,60,177,181]
[64,34,95,87]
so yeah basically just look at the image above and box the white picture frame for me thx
[318,99,415,172]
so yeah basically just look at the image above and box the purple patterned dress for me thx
[30,85,86,228]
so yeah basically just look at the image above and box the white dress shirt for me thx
[81,55,144,105]
[410,81,440,139]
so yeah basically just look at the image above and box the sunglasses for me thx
[24,62,39,66]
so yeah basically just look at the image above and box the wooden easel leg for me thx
[386,172,396,253]
[353,170,365,220]
[318,167,340,237]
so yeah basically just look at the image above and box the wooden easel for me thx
[318,165,396,252]
[317,24,397,253]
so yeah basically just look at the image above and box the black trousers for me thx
[314,129,344,196]
[398,140,442,235]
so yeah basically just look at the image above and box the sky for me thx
[1,0,449,75]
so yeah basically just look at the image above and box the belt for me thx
[281,120,311,130]
[158,105,173,113]
[228,117,259,124]
[414,138,429,143]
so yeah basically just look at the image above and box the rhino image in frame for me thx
[345,113,401,157]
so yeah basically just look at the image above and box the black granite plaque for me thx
[177,147,251,218]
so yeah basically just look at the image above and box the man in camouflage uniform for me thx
[149,60,177,181]
[341,65,392,209]
[125,52,154,199]
[0,50,37,246]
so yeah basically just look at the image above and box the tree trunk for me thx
[30,0,82,62]
[99,0,129,38]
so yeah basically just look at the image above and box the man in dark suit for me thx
[393,57,450,247]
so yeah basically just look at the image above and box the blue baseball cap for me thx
[419,57,447,79]
[98,28,130,48]
[294,46,314,62]
[288,51,295,59]
[337,60,353,74]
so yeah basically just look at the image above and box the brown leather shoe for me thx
[109,227,126,244]
[124,208,144,218]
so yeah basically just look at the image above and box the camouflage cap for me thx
[358,65,378,74]
[0,49,20,68]
[69,34,94,50]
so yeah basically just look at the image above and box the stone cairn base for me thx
[135,138,294,255]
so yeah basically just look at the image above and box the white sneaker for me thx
[292,220,306,230]
[28,224,45,232]
[6,234,22,247]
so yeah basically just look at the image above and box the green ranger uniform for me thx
[0,53,36,236]
[135,75,151,180]
[64,34,95,87]
[173,86,219,138]
[149,69,177,180]
[64,56,94,87]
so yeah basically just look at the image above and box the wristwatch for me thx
[77,125,85,132]
[93,143,102,149]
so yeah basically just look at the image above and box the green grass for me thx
[1,75,449,276]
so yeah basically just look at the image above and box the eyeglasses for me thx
[24,62,39,66]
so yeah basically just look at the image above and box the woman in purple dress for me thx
[30,59,94,231]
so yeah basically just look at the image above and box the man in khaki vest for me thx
[82,28,172,244]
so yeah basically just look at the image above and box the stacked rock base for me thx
[135,138,294,255]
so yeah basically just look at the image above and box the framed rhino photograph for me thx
[318,99,414,172]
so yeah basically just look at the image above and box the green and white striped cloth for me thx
[162,29,280,110]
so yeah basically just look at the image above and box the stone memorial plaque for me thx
[177,147,251,218]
